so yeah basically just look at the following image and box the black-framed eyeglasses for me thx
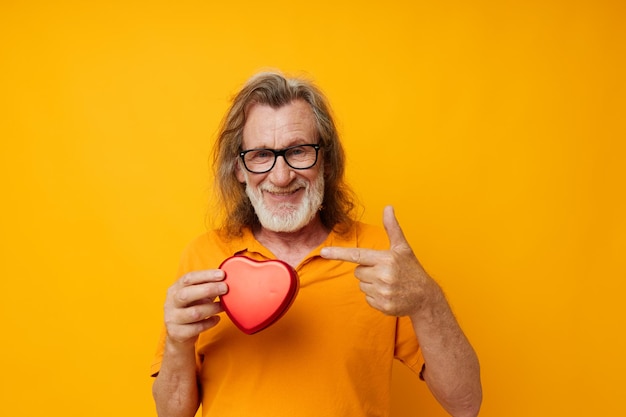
[239,144,321,174]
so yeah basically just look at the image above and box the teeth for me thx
[262,182,305,196]
[265,188,300,195]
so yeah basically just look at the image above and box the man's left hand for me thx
[321,205,439,317]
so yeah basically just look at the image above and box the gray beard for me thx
[244,168,324,233]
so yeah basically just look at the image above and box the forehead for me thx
[242,100,317,148]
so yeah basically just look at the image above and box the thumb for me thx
[383,205,410,251]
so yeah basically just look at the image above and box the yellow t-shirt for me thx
[151,222,423,417]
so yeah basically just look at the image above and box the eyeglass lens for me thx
[242,144,319,173]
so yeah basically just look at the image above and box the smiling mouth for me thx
[264,187,303,197]
[262,182,305,195]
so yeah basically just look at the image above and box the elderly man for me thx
[151,72,482,417]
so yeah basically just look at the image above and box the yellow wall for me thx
[1,1,624,416]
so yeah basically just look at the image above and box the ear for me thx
[235,159,246,183]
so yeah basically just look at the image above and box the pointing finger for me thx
[320,246,381,266]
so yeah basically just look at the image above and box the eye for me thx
[287,146,306,157]
[249,149,273,160]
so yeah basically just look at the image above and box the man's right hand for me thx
[163,269,229,345]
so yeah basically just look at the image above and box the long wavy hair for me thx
[211,71,358,237]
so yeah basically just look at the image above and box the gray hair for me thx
[211,71,358,236]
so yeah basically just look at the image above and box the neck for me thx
[253,215,330,268]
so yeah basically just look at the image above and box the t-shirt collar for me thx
[226,225,358,261]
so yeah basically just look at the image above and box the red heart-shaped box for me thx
[219,255,299,335]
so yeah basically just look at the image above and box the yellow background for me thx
[1,1,624,416]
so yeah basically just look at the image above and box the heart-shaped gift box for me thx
[219,255,299,334]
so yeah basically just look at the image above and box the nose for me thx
[268,155,295,186]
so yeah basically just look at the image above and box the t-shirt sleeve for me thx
[150,327,167,377]
[394,316,425,376]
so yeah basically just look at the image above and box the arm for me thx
[320,206,482,416]
[152,339,201,417]
[409,280,481,417]
[152,270,228,417]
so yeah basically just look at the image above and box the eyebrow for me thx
[242,139,314,150]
